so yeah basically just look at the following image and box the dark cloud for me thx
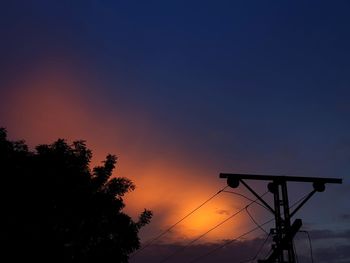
[130,237,272,263]
[314,244,350,263]
[1,1,350,262]
[309,229,350,240]
[131,231,350,263]
[340,213,350,221]
[215,209,230,215]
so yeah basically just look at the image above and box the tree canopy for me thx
[0,128,151,262]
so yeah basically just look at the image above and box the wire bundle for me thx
[131,185,314,263]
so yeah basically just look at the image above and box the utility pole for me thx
[219,173,342,263]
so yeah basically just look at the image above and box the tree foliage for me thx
[0,128,152,262]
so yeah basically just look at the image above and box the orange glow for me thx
[178,200,233,240]
[0,59,267,243]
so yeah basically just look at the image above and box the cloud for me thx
[129,237,272,263]
[309,229,350,240]
[215,209,230,215]
[131,229,350,263]
[0,56,257,244]
[340,213,350,221]
[314,244,350,263]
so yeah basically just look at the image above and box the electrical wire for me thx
[299,230,314,263]
[222,190,271,212]
[263,246,273,260]
[245,206,268,234]
[186,218,275,263]
[290,190,316,263]
[130,185,229,258]
[293,241,299,263]
[158,208,245,263]
[224,190,270,234]
[238,233,271,263]
[248,194,313,263]
[190,192,313,263]
[134,184,315,262]
[221,191,258,203]
[290,192,313,209]
[240,191,311,263]
[157,191,269,263]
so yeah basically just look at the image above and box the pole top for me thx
[219,173,342,184]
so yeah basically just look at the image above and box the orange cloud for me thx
[0,58,267,243]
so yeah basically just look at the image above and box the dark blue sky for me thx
[1,1,349,262]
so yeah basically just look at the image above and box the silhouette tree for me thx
[0,128,152,262]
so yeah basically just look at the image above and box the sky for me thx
[1,1,350,262]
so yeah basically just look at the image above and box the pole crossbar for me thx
[220,172,343,263]
[220,173,342,184]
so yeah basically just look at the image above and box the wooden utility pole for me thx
[219,173,342,263]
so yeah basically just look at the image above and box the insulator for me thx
[268,182,278,193]
[313,182,326,192]
[227,177,239,188]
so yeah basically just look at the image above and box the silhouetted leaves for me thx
[1,128,152,262]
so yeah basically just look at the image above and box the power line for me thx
[158,208,245,263]
[223,190,270,235]
[130,185,228,258]
[158,191,269,263]
[245,206,268,234]
[299,230,314,263]
[293,241,299,263]
[245,194,313,263]
[238,233,271,263]
[226,189,313,237]
[222,191,258,203]
[186,193,313,263]
[134,182,317,262]
[222,190,271,212]
[252,233,271,262]
[239,194,309,263]
[186,218,275,263]
[290,192,312,209]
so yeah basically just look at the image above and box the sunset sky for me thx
[1,1,349,262]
